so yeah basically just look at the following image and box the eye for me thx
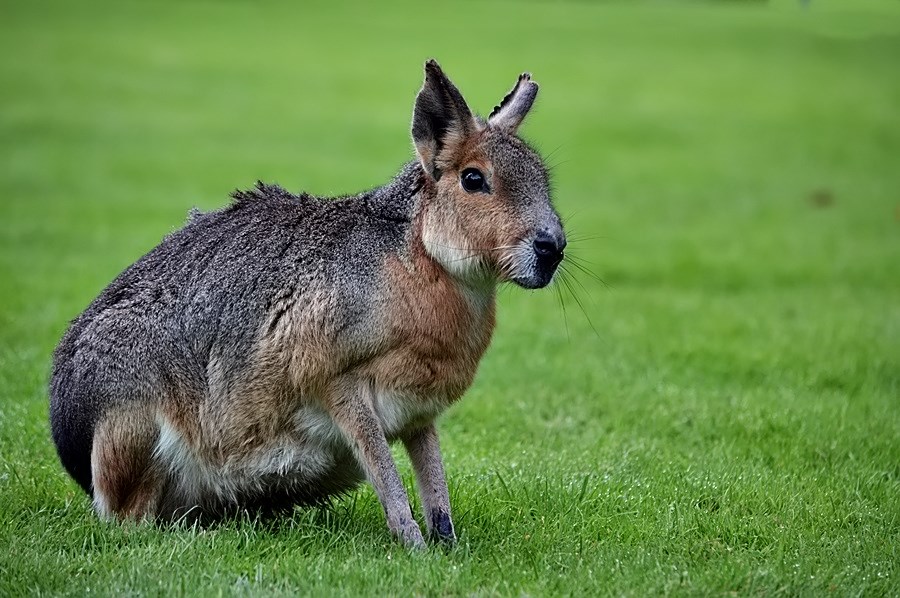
[460,168,487,193]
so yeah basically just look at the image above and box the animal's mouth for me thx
[500,233,565,289]
[503,251,563,290]
[510,262,562,289]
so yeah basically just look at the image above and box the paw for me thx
[428,510,456,544]
[392,519,426,549]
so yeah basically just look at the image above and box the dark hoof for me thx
[430,510,456,544]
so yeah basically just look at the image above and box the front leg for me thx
[402,423,456,544]
[326,377,425,549]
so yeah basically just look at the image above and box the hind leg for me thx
[90,406,164,521]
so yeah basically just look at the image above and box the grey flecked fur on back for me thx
[50,163,424,495]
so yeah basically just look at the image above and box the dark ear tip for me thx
[425,59,442,75]
[520,73,538,90]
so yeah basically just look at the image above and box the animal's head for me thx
[412,60,565,290]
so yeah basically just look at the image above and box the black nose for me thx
[533,231,567,261]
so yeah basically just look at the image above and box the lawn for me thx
[1,0,898,595]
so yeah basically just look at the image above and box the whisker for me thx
[564,256,610,289]
[566,253,604,267]
[560,210,581,225]
[553,277,570,342]
[566,234,613,243]
[560,263,593,298]
[557,268,601,339]
[543,143,566,162]
[426,241,521,253]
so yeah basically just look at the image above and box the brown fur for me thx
[91,407,162,520]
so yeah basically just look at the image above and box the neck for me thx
[417,196,497,294]
[373,162,497,299]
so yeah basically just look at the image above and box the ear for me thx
[412,60,476,180]
[488,72,538,133]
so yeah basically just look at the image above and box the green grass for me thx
[2,0,899,595]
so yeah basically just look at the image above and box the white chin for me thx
[511,274,549,289]
[509,261,559,289]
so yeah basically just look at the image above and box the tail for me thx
[49,342,97,496]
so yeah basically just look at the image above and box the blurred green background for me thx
[1,0,898,595]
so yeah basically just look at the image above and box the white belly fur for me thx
[151,391,444,507]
